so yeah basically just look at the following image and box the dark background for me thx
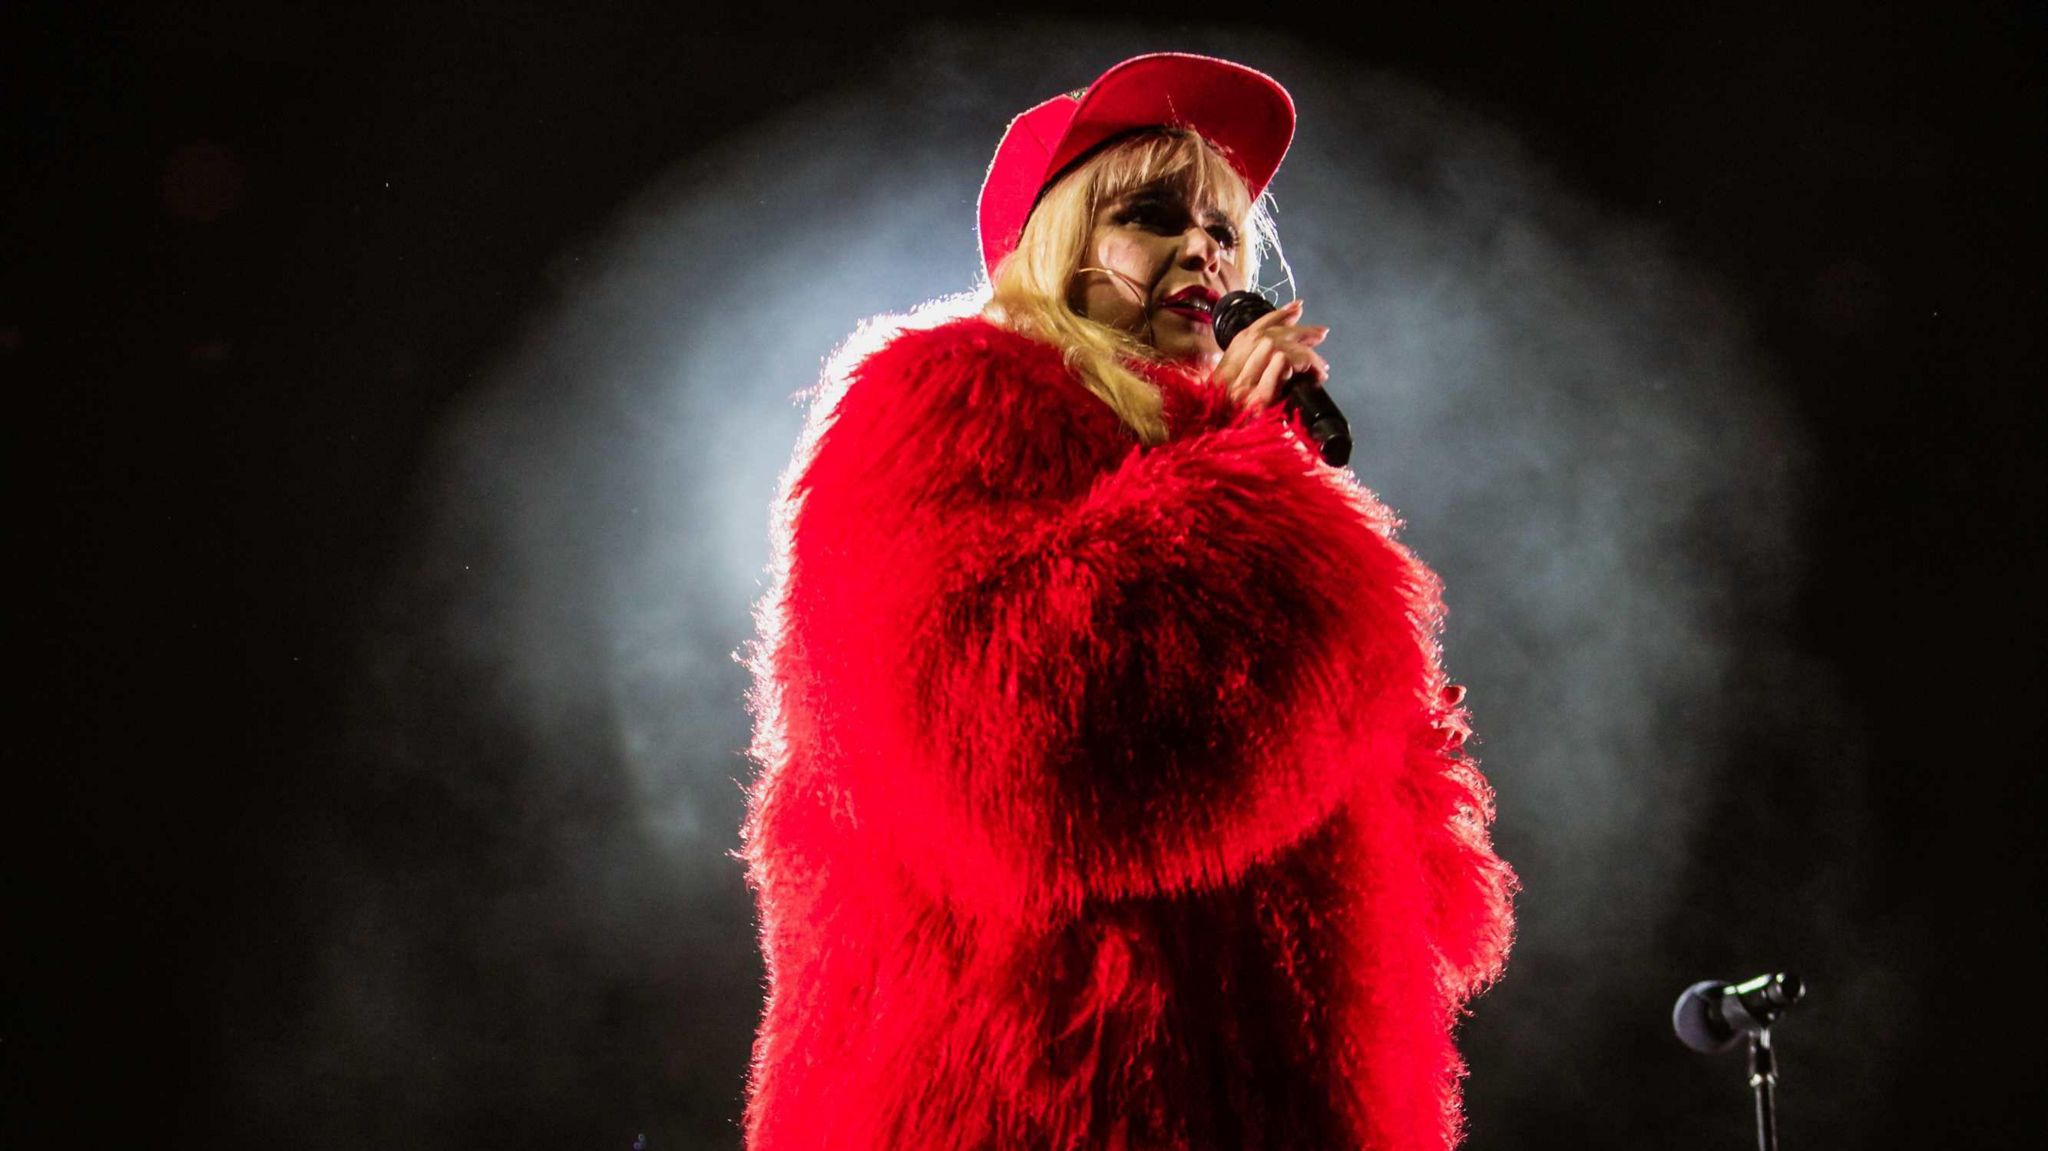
[9,2,2043,1148]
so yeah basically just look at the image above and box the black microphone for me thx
[1209,290,1352,467]
[1672,972,1806,1054]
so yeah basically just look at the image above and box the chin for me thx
[1156,335,1220,367]
[1147,315,1221,365]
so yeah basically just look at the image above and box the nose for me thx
[1177,225,1222,273]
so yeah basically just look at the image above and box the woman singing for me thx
[742,52,1514,1151]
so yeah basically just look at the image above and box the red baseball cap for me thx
[977,52,1296,279]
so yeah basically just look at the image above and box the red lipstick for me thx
[1160,286,1217,325]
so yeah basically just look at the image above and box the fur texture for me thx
[742,317,1514,1150]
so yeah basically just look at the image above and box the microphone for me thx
[1210,290,1353,467]
[1672,972,1806,1054]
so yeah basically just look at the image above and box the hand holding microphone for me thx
[1210,293,1352,466]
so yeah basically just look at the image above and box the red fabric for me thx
[742,316,1514,1150]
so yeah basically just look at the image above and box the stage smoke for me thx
[255,25,1877,1149]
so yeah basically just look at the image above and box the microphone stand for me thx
[1746,1029,1779,1151]
[1671,971,1803,1151]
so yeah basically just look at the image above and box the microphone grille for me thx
[1210,290,1275,350]
[1672,981,1742,1054]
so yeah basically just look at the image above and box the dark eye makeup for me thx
[1112,190,1240,250]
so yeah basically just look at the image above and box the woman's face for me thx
[1071,181,1247,365]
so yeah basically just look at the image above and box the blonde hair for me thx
[984,130,1281,445]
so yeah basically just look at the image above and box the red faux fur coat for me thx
[742,315,1513,1151]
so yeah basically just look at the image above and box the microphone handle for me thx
[1287,379,1352,467]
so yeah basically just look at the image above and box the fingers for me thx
[1249,351,1292,409]
[1245,298,1306,335]
[1307,348,1331,380]
[1224,342,1329,406]
[1211,299,1334,406]
[1251,302,1330,368]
